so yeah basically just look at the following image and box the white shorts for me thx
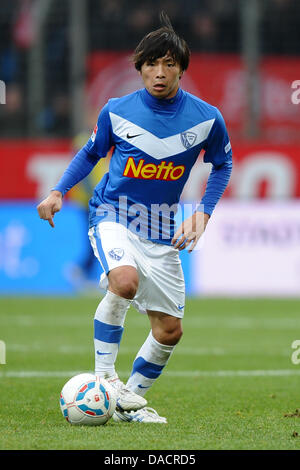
[88,221,185,318]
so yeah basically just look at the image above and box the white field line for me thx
[2,316,300,329]
[6,344,226,356]
[1,369,300,379]
[6,343,293,357]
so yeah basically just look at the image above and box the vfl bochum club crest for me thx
[108,248,124,261]
[180,131,197,149]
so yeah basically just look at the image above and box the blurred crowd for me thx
[0,0,299,137]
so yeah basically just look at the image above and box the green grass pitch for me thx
[1,296,300,450]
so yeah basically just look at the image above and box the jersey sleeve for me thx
[52,103,113,197]
[203,108,232,167]
[85,103,114,158]
[197,108,232,216]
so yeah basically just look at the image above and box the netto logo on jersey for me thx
[123,157,185,181]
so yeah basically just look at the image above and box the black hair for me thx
[133,11,190,72]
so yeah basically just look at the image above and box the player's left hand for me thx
[171,211,210,253]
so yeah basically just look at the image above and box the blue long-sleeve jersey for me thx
[54,87,232,244]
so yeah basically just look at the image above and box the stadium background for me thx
[0,0,300,297]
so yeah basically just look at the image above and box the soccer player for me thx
[37,12,232,423]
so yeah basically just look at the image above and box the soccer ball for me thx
[59,373,116,425]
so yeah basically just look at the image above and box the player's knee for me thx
[154,323,183,346]
[108,268,139,300]
[115,281,137,299]
[170,324,183,345]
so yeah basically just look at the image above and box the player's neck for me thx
[142,87,183,111]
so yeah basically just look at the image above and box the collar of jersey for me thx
[141,87,184,113]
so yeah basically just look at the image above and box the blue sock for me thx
[126,331,175,396]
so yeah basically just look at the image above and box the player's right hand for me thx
[37,190,63,228]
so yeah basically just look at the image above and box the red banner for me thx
[1,139,72,199]
[0,139,300,200]
[229,142,300,199]
[182,142,300,202]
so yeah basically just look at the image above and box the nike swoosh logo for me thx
[126,133,143,139]
[177,305,185,310]
[96,351,112,356]
[138,384,150,389]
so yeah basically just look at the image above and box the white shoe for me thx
[113,407,167,423]
[107,376,147,411]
